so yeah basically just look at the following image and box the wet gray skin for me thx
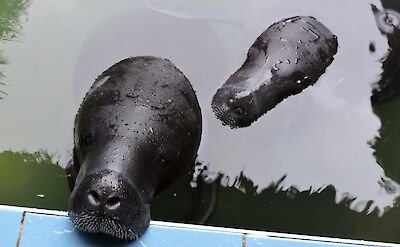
[67,56,202,241]
[212,16,338,128]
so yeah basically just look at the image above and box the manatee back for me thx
[91,56,200,114]
[254,16,338,85]
[81,56,202,134]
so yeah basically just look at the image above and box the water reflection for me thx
[371,4,400,104]
[0,0,400,243]
[0,52,7,96]
[0,0,31,99]
[372,4,400,35]
[0,150,70,210]
[145,0,256,26]
[371,3,400,187]
[152,170,400,242]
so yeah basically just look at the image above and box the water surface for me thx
[1,0,400,243]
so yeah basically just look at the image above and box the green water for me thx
[1,0,400,244]
[373,98,400,184]
[0,150,69,209]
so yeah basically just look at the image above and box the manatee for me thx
[212,16,338,128]
[67,56,202,240]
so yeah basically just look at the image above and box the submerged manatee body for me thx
[67,56,202,240]
[212,16,338,128]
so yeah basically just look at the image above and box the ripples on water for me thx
[1,0,400,242]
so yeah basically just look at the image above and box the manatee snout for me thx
[212,85,261,128]
[69,170,150,240]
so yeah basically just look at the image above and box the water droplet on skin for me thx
[37,194,45,198]
[173,193,177,197]
[285,59,290,64]
[167,99,172,103]
[298,40,302,43]
[273,64,279,71]
[150,127,153,133]
[295,59,299,64]
[296,80,302,84]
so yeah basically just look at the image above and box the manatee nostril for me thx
[106,196,121,210]
[88,190,100,206]
[233,107,245,115]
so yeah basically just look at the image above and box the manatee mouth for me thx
[69,211,138,241]
[211,104,238,128]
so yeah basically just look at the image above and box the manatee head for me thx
[211,83,262,128]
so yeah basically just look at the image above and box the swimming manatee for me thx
[212,16,338,128]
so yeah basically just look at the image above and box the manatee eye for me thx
[82,131,95,145]
[233,107,245,116]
